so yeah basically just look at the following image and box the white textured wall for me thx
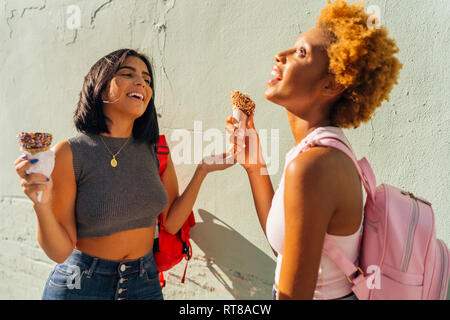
[1,0,449,299]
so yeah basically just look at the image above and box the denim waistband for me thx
[65,249,156,277]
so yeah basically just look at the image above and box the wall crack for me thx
[90,0,114,27]
[65,28,78,46]
[152,0,176,108]
[5,0,47,39]
[6,8,16,39]
[19,0,46,18]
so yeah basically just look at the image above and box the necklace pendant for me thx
[111,157,118,168]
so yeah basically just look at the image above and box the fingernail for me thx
[20,154,27,159]
[46,177,50,182]
[30,159,39,164]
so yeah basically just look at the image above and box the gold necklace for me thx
[99,135,131,168]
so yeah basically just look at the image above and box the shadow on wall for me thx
[191,209,276,300]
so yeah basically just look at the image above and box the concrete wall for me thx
[1,0,449,299]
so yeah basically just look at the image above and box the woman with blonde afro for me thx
[226,0,402,300]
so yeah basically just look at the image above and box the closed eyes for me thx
[120,73,151,85]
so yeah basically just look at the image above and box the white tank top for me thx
[266,126,363,300]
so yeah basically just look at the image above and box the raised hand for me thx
[225,114,267,174]
[199,152,236,174]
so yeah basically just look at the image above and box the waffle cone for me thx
[230,91,255,116]
[23,146,51,155]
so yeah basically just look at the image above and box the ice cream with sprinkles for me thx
[17,132,55,202]
[18,132,53,154]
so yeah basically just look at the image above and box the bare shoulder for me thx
[53,140,72,154]
[285,146,354,195]
[283,147,340,229]
[285,145,363,236]
[53,140,74,173]
[54,140,72,158]
[286,147,337,180]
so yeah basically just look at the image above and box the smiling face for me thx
[102,55,153,120]
[264,27,343,120]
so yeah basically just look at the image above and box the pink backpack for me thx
[307,128,449,300]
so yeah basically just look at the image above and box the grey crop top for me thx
[68,133,168,239]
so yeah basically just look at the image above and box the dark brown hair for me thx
[74,49,159,144]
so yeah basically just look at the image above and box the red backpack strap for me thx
[154,134,195,285]
[156,135,169,176]
[155,135,168,287]
[159,272,166,288]
[155,135,169,226]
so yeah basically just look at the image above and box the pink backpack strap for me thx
[301,131,375,288]
[322,235,364,280]
[308,136,377,202]
[324,236,370,299]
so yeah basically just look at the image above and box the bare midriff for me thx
[76,226,156,261]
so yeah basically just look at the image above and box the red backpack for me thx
[153,135,195,288]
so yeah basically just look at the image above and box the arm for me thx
[277,148,337,300]
[247,167,277,258]
[39,141,78,263]
[160,152,233,235]
[15,141,77,263]
[245,166,274,236]
[158,153,205,234]
[226,114,274,236]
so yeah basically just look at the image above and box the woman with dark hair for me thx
[226,0,402,300]
[14,49,233,300]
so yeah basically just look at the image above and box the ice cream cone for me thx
[18,132,53,155]
[22,146,51,155]
[17,132,54,203]
[230,91,255,116]
[228,91,255,161]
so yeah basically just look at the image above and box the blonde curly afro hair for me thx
[317,0,402,128]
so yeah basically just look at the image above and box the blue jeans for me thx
[42,249,163,300]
